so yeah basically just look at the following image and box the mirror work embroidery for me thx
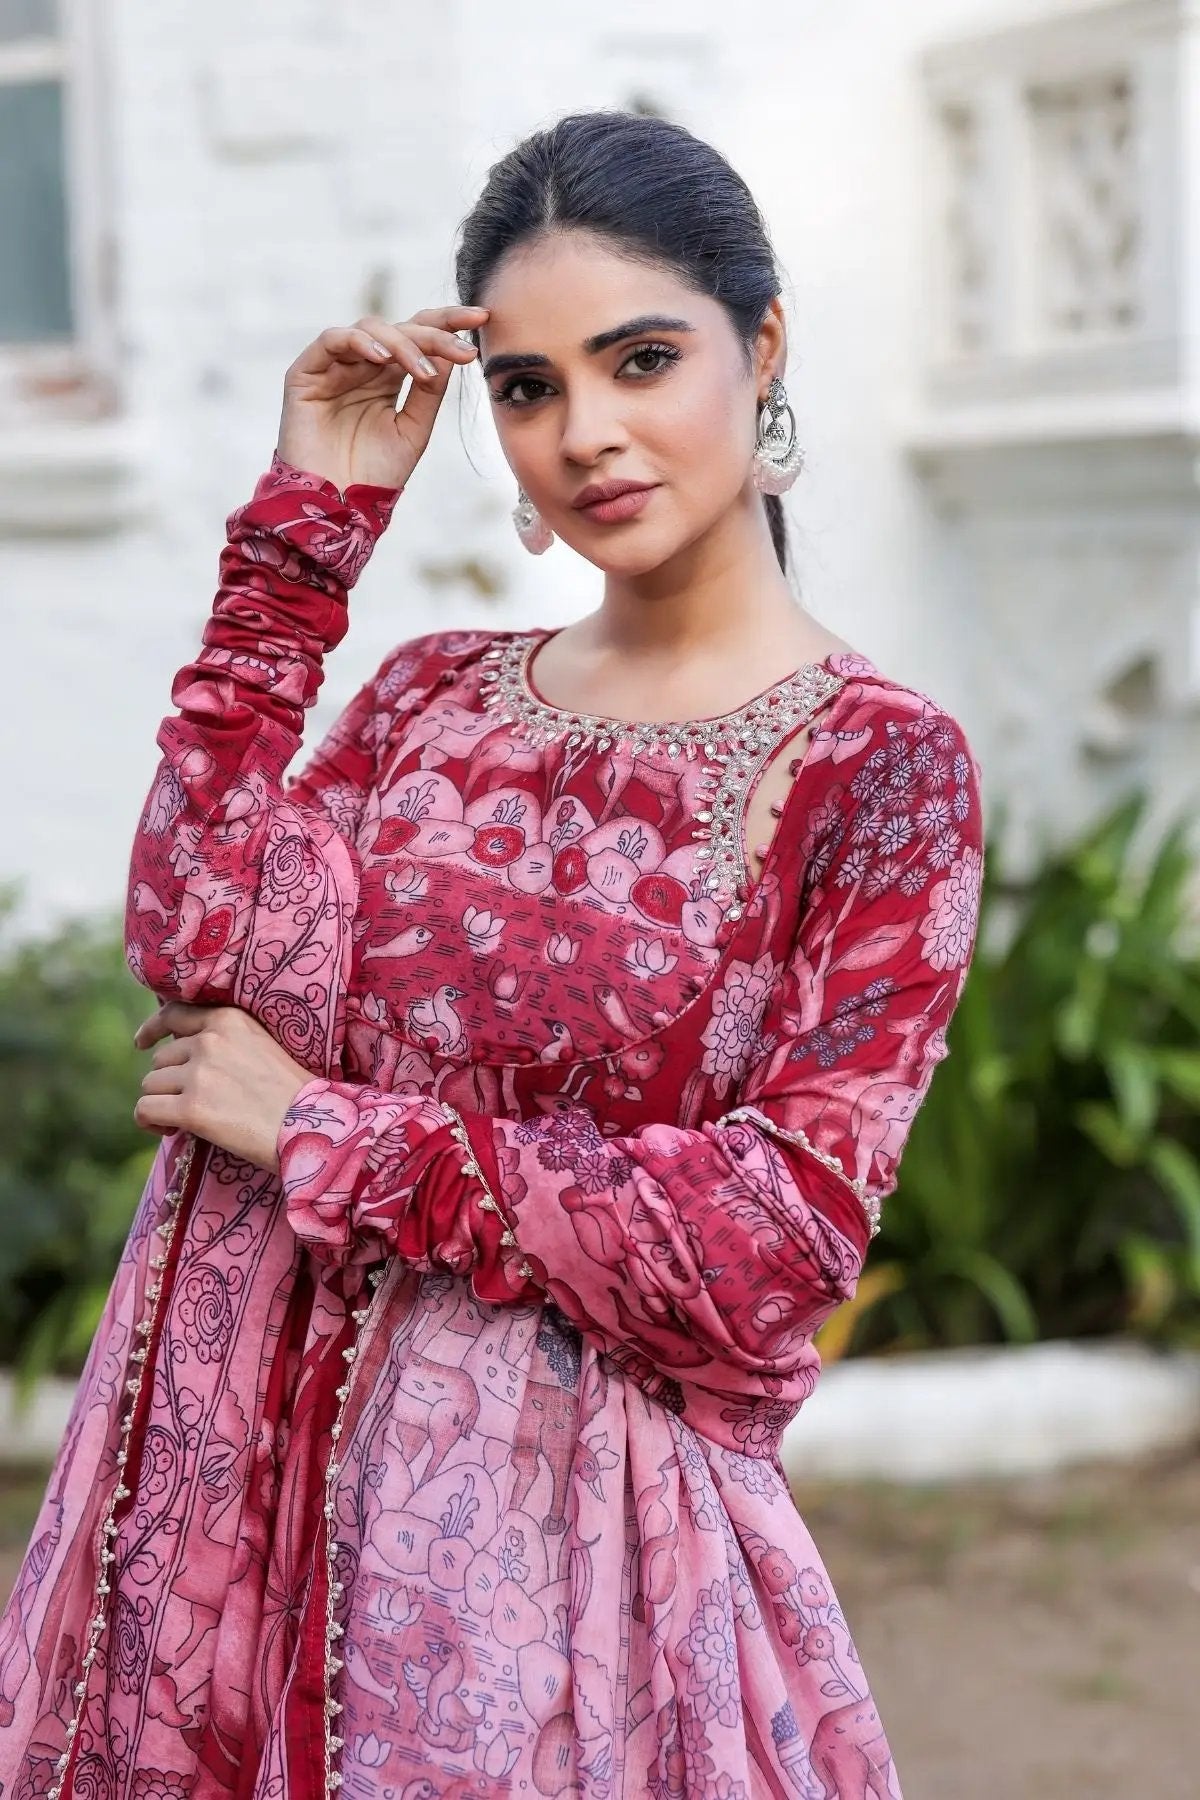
[478,633,846,919]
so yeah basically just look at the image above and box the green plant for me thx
[819,791,1200,1359]
[0,881,157,1399]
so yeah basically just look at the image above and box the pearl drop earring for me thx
[751,377,804,494]
[512,486,554,555]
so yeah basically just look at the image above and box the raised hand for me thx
[275,304,490,494]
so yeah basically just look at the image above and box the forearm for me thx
[276,1079,538,1303]
[275,1079,869,1382]
[125,454,401,1003]
[154,454,400,794]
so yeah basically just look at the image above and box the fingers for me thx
[293,308,490,388]
[407,306,491,326]
[133,1000,213,1050]
[353,313,486,385]
[133,1093,183,1134]
[133,1020,194,1130]
[139,1064,187,1094]
[308,326,455,390]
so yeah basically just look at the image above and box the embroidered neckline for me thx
[479,629,845,756]
[477,631,848,919]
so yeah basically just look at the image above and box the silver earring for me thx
[752,376,804,494]
[512,486,554,555]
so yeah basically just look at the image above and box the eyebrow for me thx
[480,314,696,381]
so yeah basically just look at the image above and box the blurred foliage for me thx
[3,786,1200,1394]
[0,882,157,1400]
[817,791,1200,1362]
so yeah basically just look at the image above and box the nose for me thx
[557,381,629,467]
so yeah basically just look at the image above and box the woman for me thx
[0,110,982,1799]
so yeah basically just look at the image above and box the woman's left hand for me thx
[133,1001,314,1174]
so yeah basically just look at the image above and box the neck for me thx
[590,483,800,665]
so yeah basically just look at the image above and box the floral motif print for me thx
[679,1580,742,1726]
[175,1265,234,1361]
[700,950,781,1093]
[0,454,985,1799]
[921,843,984,970]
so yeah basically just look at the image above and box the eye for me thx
[620,342,682,380]
[491,341,683,409]
[491,373,553,409]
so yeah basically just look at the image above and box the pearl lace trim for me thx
[477,635,846,921]
[717,1103,882,1238]
[321,1262,390,1792]
[438,1102,537,1281]
[49,1136,198,1800]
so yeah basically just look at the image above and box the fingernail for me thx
[369,339,390,359]
[418,356,437,376]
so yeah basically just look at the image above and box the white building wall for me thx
[2,0,1188,934]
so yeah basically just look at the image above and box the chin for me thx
[565,530,681,577]
[581,551,670,578]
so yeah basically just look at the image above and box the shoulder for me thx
[366,626,518,697]
[794,659,984,895]
[818,654,983,792]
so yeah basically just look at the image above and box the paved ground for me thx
[3,1449,1199,1795]
[790,1448,1200,1799]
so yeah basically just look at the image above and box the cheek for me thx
[492,411,553,475]
[654,386,753,502]
[658,410,752,522]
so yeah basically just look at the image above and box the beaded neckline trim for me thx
[477,632,847,918]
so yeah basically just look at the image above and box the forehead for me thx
[477,232,710,350]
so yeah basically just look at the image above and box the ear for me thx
[753,296,788,394]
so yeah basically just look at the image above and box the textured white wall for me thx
[0,1,1137,934]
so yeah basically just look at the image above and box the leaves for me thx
[813,1264,905,1363]
[0,882,157,1387]
[1144,1140,1200,1276]
[842,791,1200,1355]
[827,919,917,975]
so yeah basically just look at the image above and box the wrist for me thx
[231,453,403,593]
[437,1104,542,1300]
[267,449,405,517]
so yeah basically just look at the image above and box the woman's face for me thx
[475,231,784,576]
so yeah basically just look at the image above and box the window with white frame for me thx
[0,0,117,422]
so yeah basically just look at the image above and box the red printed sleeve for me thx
[273,692,985,1401]
[124,452,406,1053]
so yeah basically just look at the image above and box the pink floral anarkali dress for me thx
[0,453,984,1800]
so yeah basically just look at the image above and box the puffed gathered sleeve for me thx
[274,691,986,1396]
[121,451,439,1069]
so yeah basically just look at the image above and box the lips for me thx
[575,487,658,524]
[572,480,658,510]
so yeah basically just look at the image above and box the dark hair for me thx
[454,108,794,575]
